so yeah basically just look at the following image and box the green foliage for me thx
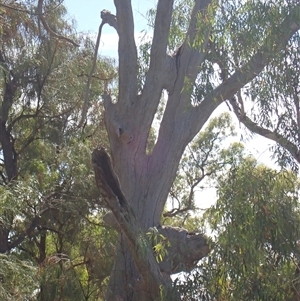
[0,1,117,300]
[166,113,243,226]
[177,157,300,301]
[0,254,38,301]
[1,0,300,300]
[210,0,292,66]
[249,26,300,170]
[168,0,193,50]
[207,158,300,300]
[147,227,171,263]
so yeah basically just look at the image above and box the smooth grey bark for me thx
[95,1,300,300]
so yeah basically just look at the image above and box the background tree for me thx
[0,1,117,299]
[174,156,300,301]
[164,112,239,222]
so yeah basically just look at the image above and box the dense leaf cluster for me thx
[0,1,116,300]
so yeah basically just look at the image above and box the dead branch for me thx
[78,10,117,128]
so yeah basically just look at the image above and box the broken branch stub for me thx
[100,10,118,30]
[92,147,128,211]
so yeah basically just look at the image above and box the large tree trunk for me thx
[94,1,300,300]
[92,148,180,300]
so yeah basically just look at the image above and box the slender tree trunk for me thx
[0,80,18,253]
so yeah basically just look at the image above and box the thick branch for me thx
[157,226,209,275]
[114,0,137,105]
[142,0,174,99]
[153,0,213,155]
[152,1,212,134]
[37,0,79,47]
[189,11,300,140]
[151,8,300,216]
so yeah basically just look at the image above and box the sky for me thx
[64,0,156,32]
[64,0,156,57]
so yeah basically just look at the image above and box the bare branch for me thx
[114,0,137,105]
[78,23,104,128]
[230,96,300,164]
[78,10,117,128]
[37,0,79,47]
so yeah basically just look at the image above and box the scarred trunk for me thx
[103,110,180,300]
[93,147,181,300]
[102,91,212,300]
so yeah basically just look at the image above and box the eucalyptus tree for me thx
[174,156,300,301]
[91,0,300,300]
[205,157,300,301]
[0,1,116,299]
